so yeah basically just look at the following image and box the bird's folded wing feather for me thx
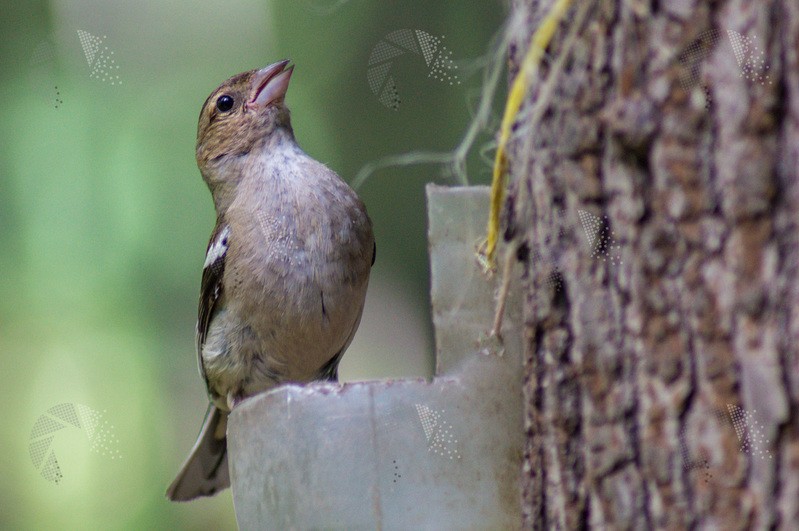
[197,223,230,385]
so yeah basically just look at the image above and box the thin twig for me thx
[480,0,577,272]
[491,240,520,338]
[489,0,593,337]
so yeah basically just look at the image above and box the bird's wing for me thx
[314,302,366,382]
[197,223,231,384]
[315,238,374,382]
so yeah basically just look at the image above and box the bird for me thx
[166,60,375,501]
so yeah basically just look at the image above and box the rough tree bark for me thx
[506,0,799,528]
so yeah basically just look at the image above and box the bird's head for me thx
[196,60,294,173]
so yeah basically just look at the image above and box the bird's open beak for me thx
[250,60,294,107]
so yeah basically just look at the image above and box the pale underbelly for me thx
[201,274,368,409]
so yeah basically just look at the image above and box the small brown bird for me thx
[166,60,375,501]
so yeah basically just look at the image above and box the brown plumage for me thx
[167,60,374,501]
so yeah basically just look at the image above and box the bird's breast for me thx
[221,196,369,370]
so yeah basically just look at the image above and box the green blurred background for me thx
[0,0,504,528]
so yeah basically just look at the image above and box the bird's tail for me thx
[166,404,230,501]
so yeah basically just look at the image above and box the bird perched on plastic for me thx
[166,60,375,501]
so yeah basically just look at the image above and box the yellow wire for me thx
[481,0,575,271]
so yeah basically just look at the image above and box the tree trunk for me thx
[509,0,799,528]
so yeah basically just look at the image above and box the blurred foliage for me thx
[0,0,504,528]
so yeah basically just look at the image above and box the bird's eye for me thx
[216,95,234,112]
